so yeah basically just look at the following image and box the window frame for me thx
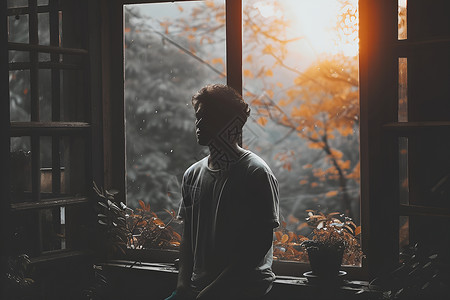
[111,0,368,279]
[108,0,444,281]
[3,0,98,262]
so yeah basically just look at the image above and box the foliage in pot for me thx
[301,210,363,278]
[93,182,181,257]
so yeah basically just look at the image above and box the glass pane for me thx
[38,52,51,61]
[10,137,32,203]
[8,14,29,43]
[38,136,83,198]
[11,210,39,257]
[60,136,85,196]
[38,12,50,45]
[242,0,360,264]
[61,69,85,121]
[398,57,407,122]
[41,207,65,252]
[10,70,31,122]
[409,135,450,208]
[7,0,28,8]
[399,215,409,252]
[398,0,407,40]
[39,69,52,121]
[124,1,226,250]
[399,137,409,205]
[38,0,49,5]
[40,136,52,197]
[9,50,29,63]
[408,215,450,255]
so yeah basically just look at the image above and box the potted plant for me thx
[301,210,363,280]
[93,182,181,260]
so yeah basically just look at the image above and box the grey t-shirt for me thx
[178,150,280,294]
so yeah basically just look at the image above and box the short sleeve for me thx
[246,168,280,229]
[176,174,192,221]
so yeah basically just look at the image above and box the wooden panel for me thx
[359,0,399,278]
[10,196,89,211]
[399,204,450,218]
[8,42,88,55]
[10,121,90,136]
[9,61,82,70]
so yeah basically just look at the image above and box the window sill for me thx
[101,260,381,300]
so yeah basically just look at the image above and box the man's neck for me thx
[207,140,245,171]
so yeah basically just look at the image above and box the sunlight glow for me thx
[285,0,359,57]
[254,2,283,19]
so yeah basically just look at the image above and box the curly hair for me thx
[191,84,251,127]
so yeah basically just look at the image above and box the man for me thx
[167,84,279,300]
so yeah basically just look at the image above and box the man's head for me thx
[192,84,251,146]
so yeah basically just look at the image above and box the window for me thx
[5,0,92,260]
[121,0,363,276]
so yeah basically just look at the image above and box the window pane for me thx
[399,137,409,205]
[38,136,84,198]
[39,69,52,121]
[242,0,360,264]
[399,215,409,252]
[7,0,28,8]
[61,68,85,121]
[60,136,85,196]
[409,135,450,208]
[9,50,29,63]
[10,137,32,203]
[38,12,50,45]
[10,70,31,122]
[398,57,407,122]
[398,0,407,40]
[8,14,29,44]
[124,1,226,250]
[41,207,65,252]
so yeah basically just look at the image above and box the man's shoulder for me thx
[239,150,274,176]
[183,156,208,179]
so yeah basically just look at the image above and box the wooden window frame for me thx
[3,0,97,262]
[103,0,450,281]
[104,0,368,279]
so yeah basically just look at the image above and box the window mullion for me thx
[225,0,242,95]
[50,0,61,195]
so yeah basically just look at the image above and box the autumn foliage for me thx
[94,183,181,257]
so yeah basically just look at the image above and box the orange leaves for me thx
[124,27,131,33]
[262,44,274,54]
[281,234,289,243]
[325,190,339,198]
[245,54,253,62]
[293,76,303,85]
[23,88,28,95]
[257,116,268,126]
[138,200,151,212]
[159,21,171,34]
[265,69,274,77]
[299,179,308,185]
[243,69,254,78]
[266,89,274,99]
[354,226,361,236]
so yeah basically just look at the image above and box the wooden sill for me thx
[102,260,381,299]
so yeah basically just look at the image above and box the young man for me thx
[167,84,280,300]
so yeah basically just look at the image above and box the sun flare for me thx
[257,0,359,57]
